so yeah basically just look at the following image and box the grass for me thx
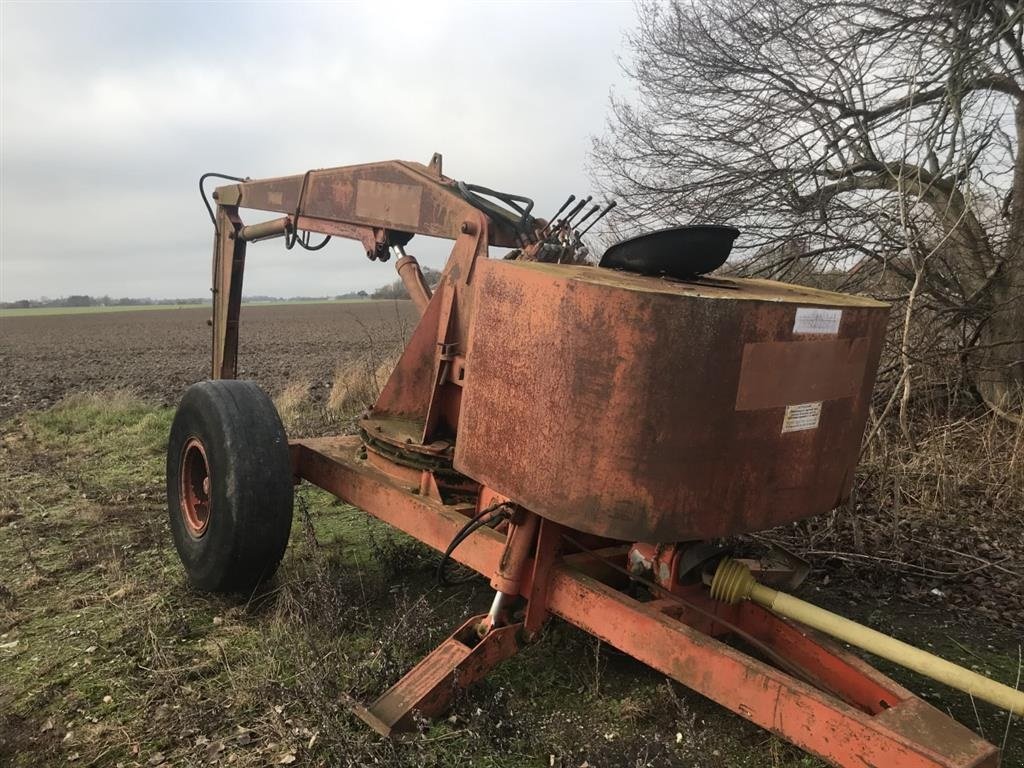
[0,303,210,317]
[0,393,1020,767]
[0,299,375,319]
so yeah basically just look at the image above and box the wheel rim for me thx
[180,437,212,537]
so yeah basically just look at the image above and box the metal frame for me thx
[292,437,998,767]
[210,158,507,388]
[207,156,1002,767]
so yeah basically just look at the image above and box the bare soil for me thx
[0,301,417,419]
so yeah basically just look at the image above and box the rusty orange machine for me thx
[168,155,1019,767]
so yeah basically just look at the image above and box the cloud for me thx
[0,1,635,301]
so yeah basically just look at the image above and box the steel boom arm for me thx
[207,157,517,379]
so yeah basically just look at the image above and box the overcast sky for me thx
[0,1,636,302]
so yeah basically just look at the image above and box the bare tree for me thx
[593,0,1023,417]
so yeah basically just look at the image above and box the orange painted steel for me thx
[291,436,998,767]
[211,156,890,541]
[394,253,433,315]
[522,518,564,637]
[456,258,890,541]
[207,156,1000,766]
[292,438,506,576]
[179,437,212,537]
[544,571,998,768]
[491,509,541,594]
[353,615,522,737]
[209,158,498,383]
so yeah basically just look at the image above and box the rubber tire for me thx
[167,380,293,593]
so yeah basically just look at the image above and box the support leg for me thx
[211,205,246,379]
[523,518,564,639]
[352,614,522,736]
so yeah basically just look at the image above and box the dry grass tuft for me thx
[766,409,1024,626]
[273,379,311,432]
[327,351,400,416]
[326,306,409,421]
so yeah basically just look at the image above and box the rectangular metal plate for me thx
[355,180,422,229]
[735,338,869,411]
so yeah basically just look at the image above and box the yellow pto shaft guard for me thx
[710,558,1024,716]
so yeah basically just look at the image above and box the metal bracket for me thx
[352,614,521,737]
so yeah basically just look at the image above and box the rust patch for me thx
[330,179,355,208]
[355,180,422,229]
[735,338,870,411]
[874,699,1000,767]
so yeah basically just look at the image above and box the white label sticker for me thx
[793,307,842,335]
[782,402,822,433]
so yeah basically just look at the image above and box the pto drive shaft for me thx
[710,558,1024,716]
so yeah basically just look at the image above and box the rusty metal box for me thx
[454,259,889,541]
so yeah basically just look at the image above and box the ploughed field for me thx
[0,301,417,420]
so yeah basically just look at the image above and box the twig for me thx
[909,541,1022,579]
[945,636,989,666]
[417,730,466,744]
[802,549,970,578]
[861,367,909,454]
[213,639,236,693]
[297,491,321,549]
[968,693,986,740]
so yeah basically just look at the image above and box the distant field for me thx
[0,299,416,419]
[0,298,370,318]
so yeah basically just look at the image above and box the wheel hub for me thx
[180,437,211,537]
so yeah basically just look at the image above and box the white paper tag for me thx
[793,307,842,335]
[782,402,822,433]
